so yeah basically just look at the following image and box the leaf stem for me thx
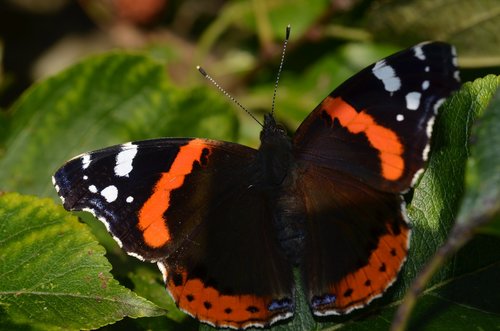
[390,224,473,331]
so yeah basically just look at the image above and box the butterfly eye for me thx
[276,124,287,135]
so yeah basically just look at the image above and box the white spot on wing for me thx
[454,70,460,82]
[399,198,411,226]
[422,80,430,90]
[451,46,458,66]
[126,196,134,203]
[112,235,123,248]
[101,185,118,203]
[423,143,431,160]
[411,168,425,187]
[128,251,146,261]
[157,262,168,282]
[425,66,430,72]
[405,92,421,110]
[52,176,60,192]
[372,60,401,93]
[269,312,294,326]
[114,143,138,177]
[426,116,436,138]
[83,175,88,180]
[82,208,123,249]
[396,114,404,122]
[314,309,339,317]
[413,45,425,60]
[88,185,98,193]
[433,98,445,114]
[81,154,91,169]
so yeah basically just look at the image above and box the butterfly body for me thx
[53,42,460,329]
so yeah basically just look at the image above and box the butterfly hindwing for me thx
[285,164,410,315]
[53,138,295,329]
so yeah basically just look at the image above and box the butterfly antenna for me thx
[196,66,263,127]
[271,24,291,116]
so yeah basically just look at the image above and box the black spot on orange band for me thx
[166,269,293,329]
[316,222,410,313]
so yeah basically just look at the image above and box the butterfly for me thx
[53,41,460,329]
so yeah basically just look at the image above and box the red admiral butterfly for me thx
[53,40,460,329]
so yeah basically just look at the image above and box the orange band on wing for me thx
[327,222,410,312]
[138,139,209,248]
[167,270,290,329]
[322,96,404,180]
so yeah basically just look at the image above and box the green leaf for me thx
[0,53,238,198]
[388,235,500,331]
[408,260,500,330]
[406,75,500,284]
[0,193,164,330]
[366,0,500,67]
[459,88,500,235]
[331,256,500,331]
[128,267,186,323]
[92,267,199,331]
[390,76,500,331]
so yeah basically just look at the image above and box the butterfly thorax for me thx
[256,114,307,265]
[256,113,293,187]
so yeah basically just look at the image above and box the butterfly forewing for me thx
[293,42,460,192]
[54,138,295,329]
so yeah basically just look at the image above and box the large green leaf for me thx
[460,88,500,234]
[408,75,500,278]
[0,193,164,330]
[390,76,500,331]
[0,53,238,198]
[405,261,500,330]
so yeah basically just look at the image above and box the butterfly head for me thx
[261,113,288,141]
[256,113,292,185]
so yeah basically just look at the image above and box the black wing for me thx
[54,138,294,329]
[293,42,460,192]
[288,42,459,314]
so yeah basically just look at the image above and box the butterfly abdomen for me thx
[273,173,308,266]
